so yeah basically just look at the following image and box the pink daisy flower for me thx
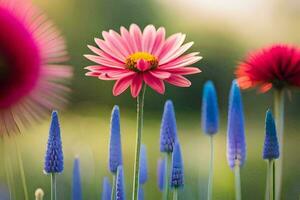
[84,24,202,97]
[0,0,72,135]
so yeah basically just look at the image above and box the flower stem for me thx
[234,165,241,200]
[268,160,275,200]
[132,85,146,200]
[173,188,178,200]
[274,89,284,200]
[163,153,172,200]
[207,135,214,200]
[111,174,116,200]
[51,173,57,200]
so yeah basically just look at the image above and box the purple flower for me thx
[44,111,64,174]
[202,81,219,135]
[263,109,280,160]
[227,80,246,169]
[160,100,178,153]
[157,158,166,191]
[101,177,111,200]
[139,144,148,184]
[72,158,82,200]
[170,142,184,188]
[109,106,123,173]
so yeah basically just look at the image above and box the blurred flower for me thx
[84,24,202,97]
[109,105,123,173]
[139,144,148,185]
[227,80,246,169]
[201,81,219,135]
[236,44,300,92]
[160,100,178,153]
[72,157,82,200]
[116,165,126,200]
[157,158,166,192]
[138,187,144,200]
[44,111,64,174]
[102,177,111,200]
[263,110,280,160]
[35,188,44,200]
[170,142,184,188]
[0,0,72,135]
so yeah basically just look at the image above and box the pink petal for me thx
[112,74,135,96]
[159,53,202,69]
[143,73,165,94]
[87,45,125,65]
[108,30,132,56]
[136,59,151,71]
[149,70,171,79]
[142,25,156,52]
[167,67,201,75]
[102,31,129,58]
[130,24,143,52]
[85,71,101,77]
[95,38,125,62]
[84,55,125,69]
[131,74,143,97]
[151,27,166,55]
[157,33,186,60]
[165,74,191,87]
[120,26,135,54]
[159,42,194,65]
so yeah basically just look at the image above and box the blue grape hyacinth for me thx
[109,106,123,173]
[170,142,184,188]
[160,100,178,153]
[139,144,148,185]
[202,81,219,135]
[72,157,82,200]
[157,158,166,191]
[116,165,125,200]
[263,110,280,160]
[138,187,144,200]
[44,111,64,174]
[227,80,246,169]
[101,177,111,200]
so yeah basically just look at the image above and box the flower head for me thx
[85,24,202,97]
[101,177,111,200]
[170,142,184,188]
[44,111,64,174]
[263,109,280,160]
[0,0,72,135]
[138,187,144,200]
[201,81,219,135]
[160,100,178,153]
[109,105,123,173]
[72,157,82,200]
[157,158,166,192]
[139,144,148,185]
[236,44,300,92]
[116,165,126,200]
[227,80,246,169]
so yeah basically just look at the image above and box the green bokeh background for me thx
[1,0,300,199]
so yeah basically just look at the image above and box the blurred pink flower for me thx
[0,0,72,135]
[85,24,202,97]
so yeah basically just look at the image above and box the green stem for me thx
[163,153,172,200]
[51,173,57,200]
[132,85,146,200]
[274,89,284,200]
[111,174,116,200]
[207,135,214,200]
[173,189,178,200]
[268,160,275,200]
[234,165,241,200]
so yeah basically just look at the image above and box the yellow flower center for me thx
[125,52,158,71]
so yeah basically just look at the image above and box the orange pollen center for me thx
[125,52,158,71]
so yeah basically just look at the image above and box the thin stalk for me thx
[234,165,241,200]
[268,160,275,200]
[163,153,172,200]
[111,174,116,200]
[13,137,29,200]
[207,135,214,200]
[173,189,178,200]
[51,173,57,200]
[274,89,284,200]
[132,85,146,200]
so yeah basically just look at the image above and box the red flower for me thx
[235,44,300,92]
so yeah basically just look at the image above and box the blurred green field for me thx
[0,104,299,200]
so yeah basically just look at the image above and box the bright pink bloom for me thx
[236,44,300,93]
[85,24,202,97]
[0,0,72,135]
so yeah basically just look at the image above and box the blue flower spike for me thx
[202,81,219,135]
[115,165,126,200]
[101,177,111,200]
[170,142,184,188]
[72,157,82,200]
[157,158,166,192]
[227,80,246,169]
[44,111,64,174]
[160,100,178,153]
[139,144,148,185]
[263,109,280,160]
[109,106,123,174]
